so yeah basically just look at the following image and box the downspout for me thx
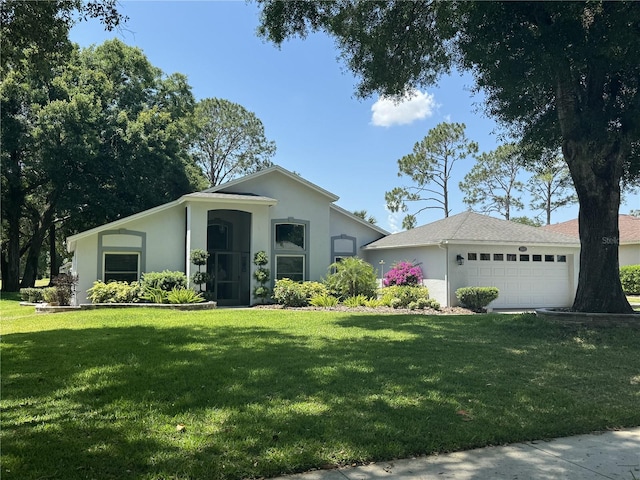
[438,241,450,307]
[185,204,192,288]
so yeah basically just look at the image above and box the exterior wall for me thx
[228,173,333,282]
[329,209,386,254]
[619,244,640,266]
[362,245,449,306]
[72,204,186,304]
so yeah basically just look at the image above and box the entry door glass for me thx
[215,252,240,302]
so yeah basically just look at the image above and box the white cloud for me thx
[371,89,436,127]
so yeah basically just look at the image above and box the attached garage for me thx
[362,212,580,309]
[461,248,574,308]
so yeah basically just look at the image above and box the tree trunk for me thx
[564,142,632,313]
[49,223,58,284]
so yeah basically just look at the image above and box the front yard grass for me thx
[2,298,640,480]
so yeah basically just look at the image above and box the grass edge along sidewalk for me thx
[2,300,640,480]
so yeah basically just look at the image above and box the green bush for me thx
[309,293,339,307]
[456,286,499,311]
[87,281,144,303]
[141,270,187,291]
[343,294,368,307]
[167,287,205,304]
[382,285,431,309]
[19,288,45,303]
[273,279,330,307]
[273,278,308,307]
[324,257,377,300]
[143,286,169,304]
[620,265,640,295]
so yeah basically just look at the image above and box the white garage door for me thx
[465,252,571,308]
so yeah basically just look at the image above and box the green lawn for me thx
[2,298,639,480]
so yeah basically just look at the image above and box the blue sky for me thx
[70,1,638,233]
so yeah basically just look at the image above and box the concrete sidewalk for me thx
[271,428,640,480]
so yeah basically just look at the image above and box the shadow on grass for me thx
[2,313,640,479]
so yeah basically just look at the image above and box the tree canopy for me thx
[257,0,640,313]
[385,122,477,229]
[459,144,525,221]
[1,39,204,290]
[191,98,276,187]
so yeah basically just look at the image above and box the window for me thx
[273,219,308,282]
[557,255,567,263]
[480,253,491,261]
[275,223,305,250]
[467,253,477,261]
[275,255,304,281]
[104,253,139,282]
[532,254,542,262]
[520,254,530,262]
[507,254,517,261]
[545,255,555,262]
[493,254,504,261]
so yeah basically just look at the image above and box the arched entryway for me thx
[207,210,251,306]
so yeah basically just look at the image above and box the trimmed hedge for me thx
[273,279,329,307]
[620,265,640,295]
[456,286,499,312]
[19,288,45,303]
[141,270,187,291]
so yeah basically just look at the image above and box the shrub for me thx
[87,281,143,303]
[190,249,210,292]
[382,285,430,309]
[456,286,499,312]
[383,261,423,287]
[620,265,640,295]
[42,287,59,304]
[309,293,339,307]
[273,278,308,307]
[143,286,169,304]
[324,257,377,299]
[167,287,205,304]
[364,297,384,308]
[343,294,368,307]
[141,270,187,292]
[19,288,45,303]
[253,251,271,304]
[273,280,329,307]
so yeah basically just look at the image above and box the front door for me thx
[212,252,241,305]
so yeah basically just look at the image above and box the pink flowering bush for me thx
[383,261,423,287]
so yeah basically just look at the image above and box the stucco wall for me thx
[619,244,640,267]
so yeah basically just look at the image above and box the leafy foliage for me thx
[383,261,423,287]
[385,122,478,227]
[620,265,640,295]
[252,250,271,303]
[141,271,188,292]
[273,279,329,307]
[459,143,525,220]
[342,295,368,307]
[381,285,434,309]
[309,293,339,307]
[190,249,210,292]
[142,286,169,304]
[191,98,276,187]
[167,287,205,304]
[87,281,143,304]
[324,257,377,300]
[19,288,45,303]
[526,152,577,225]
[456,287,500,312]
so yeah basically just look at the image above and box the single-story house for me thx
[361,211,580,309]
[66,166,389,305]
[542,215,640,267]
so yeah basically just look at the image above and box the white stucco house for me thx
[66,166,389,305]
[542,214,640,267]
[361,212,581,309]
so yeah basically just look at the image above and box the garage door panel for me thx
[463,253,571,308]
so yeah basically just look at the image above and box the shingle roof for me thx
[364,211,579,250]
[542,215,640,244]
